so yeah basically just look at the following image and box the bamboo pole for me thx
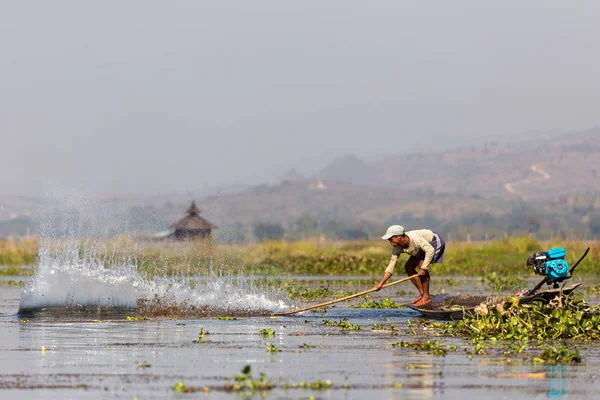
[273,274,419,316]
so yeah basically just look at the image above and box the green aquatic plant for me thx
[284,284,351,301]
[322,318,361,331]
[225,365,275,392]
[173,381,196,393]
[585,284,600,295]
[265,343,282,354]
[482,272,525,292]
[372,322,398,332]
[437,295,600,341]
[299,343,323,349]
[502,342,528,355]
[534,343,581,364]
[350,296,404,309]
[136,361,151,368]
[259,328,275,337]
[310,307,329,316]
[441,278,460,287]
[392,340,456,355]
[214,315,238,321]
[0,279,24,286]
[126,316,147,321]
[406,319,417,336]
[282,380,332,389]
[467,341,489,356]
[194,328,209,343]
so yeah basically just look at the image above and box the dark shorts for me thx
[417,232,445,264]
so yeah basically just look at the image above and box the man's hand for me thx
[418,268,428,276]
[374,272,391,291]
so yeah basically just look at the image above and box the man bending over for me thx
[374,225,446,307]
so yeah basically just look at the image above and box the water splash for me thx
[19,193,293,318]
[136,275,291,317]
[19,239,292,318]
[19,240,140,315]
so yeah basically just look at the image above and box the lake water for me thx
[1,276,600,399]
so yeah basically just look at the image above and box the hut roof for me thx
[170,201,217,231]
[186,201,201,216]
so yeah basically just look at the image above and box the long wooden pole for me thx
[273,274,419,316]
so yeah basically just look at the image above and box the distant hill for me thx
[1,128,599,240]
[316,127,600,200]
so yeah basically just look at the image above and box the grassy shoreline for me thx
[1,236,598,277]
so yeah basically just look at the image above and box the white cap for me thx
[381,225,406,240]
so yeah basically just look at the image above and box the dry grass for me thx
[1,235,598,277]
[0,236,38,267]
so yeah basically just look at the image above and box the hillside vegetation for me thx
[1,128,599,241]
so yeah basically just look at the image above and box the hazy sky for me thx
[2,1,599,196]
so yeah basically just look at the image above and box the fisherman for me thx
[374,225,446,307]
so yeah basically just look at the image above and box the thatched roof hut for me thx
[169,201,216,239]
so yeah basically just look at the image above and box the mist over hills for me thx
[317,127,600,200]
[1,128,600,240]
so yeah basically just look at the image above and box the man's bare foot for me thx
[411,294,423,305]
[414,297,431,307]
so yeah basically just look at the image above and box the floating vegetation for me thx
[441,278,460,287]
[126,316,147,321]
[265,343,282,354]
[172,366,338,395]
[372,322,398,332]
[300,343,323,349]
[322,318,361,331]
[406,319,417,336]
[173,381,197,394]
[226,365,276,393]
[0,279,25,286]
[284,284,352,301]
[136,361,151,368]
[214,316,238,321]
[311,308,328,316]
[259,328,275,337]
[502,342,528,355]
[392,340,457,355]
[171,366,338,395]
[534,343,581,364]
[433,295,600,341]
[282,380,332,390]
[585,284,600,295]
[482,272,525,292]
[467,341,489,356]
[194,329,209,343]
[350,296,404,309]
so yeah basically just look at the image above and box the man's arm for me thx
[373,254,398,290]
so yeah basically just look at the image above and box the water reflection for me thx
[547,365,567,398]
[2,276,600,399]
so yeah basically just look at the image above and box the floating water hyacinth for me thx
[438,295,600,341]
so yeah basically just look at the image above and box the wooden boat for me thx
[406,282,582,320]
